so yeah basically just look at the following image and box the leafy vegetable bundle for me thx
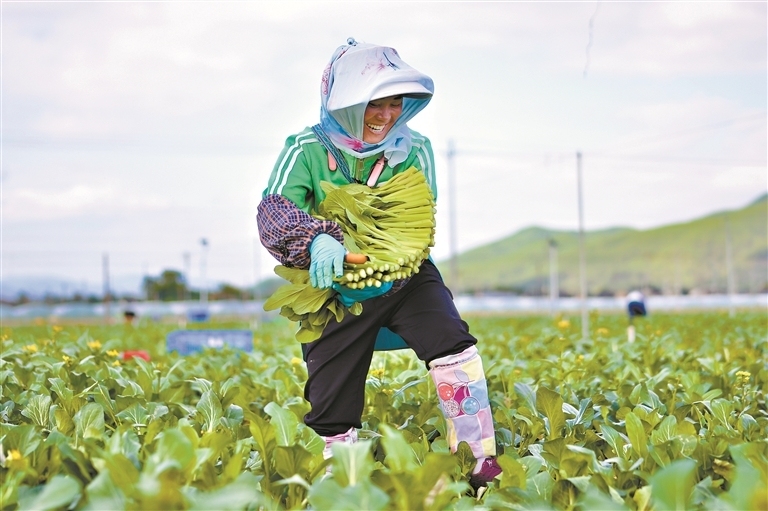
[263,167,436,343]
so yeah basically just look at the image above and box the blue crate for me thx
[166,329,253,355]
[187,309,210,322]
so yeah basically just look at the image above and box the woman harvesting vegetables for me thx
[256,38,501,491]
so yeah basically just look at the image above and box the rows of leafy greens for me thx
[1,311,766,510]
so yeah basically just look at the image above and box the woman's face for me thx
[362,95,403,143]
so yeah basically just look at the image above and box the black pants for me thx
[301,260,477,436]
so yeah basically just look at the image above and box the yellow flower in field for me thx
[596,328,609,336]
[87,340,102,350]
[736,370,751,384]
[52,325,63,333]
[6,449,26,470]
[290,357,303,366]
[1,334,9,341]
[577,354,585,363]
[62,355,73,364]
[22,344,38,353]
[370,368,385,379]
[112,360,121,367]
[107,350,119,357]
[557,319,570,329]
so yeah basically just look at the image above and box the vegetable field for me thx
[1,311,766,510]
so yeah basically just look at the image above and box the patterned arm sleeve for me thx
[257,194,345,269]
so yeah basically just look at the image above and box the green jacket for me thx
[263,126,437,213]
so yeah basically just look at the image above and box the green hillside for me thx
[436,194,768,296]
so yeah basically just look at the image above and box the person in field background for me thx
[626,290,647,343]
[256,38,502,491]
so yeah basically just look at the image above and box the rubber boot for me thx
[429,346,501,489]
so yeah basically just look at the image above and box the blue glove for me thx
[309,234,346,289]
[332,281,394,307]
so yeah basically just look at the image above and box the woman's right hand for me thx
[309,234,346,288]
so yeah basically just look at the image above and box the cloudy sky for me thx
[2,1,766,296]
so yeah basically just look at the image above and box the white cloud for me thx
[582,2,766,75]
[1,1,764,286]
[3,184,169,221]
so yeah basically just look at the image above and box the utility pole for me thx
[102,253,111,324]
[549,238,559,316]
[725,216,736,317]
[576,152,589,340]
[141,261,149,301]
[447,139,459,291]
[183,251,191,301]
[253,238,263,327]
[200,238,209,305]
[253,238,261,302]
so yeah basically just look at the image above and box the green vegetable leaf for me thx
[83,471,126,511]
[75,403,105,440]
[536,386,566,439]
[379,424,418,474]
[600,423,628,459]
[649,458,697,510]
[196,390,223,434]
[117,402,149,426]
[497,454,527,489]
[19,475,82,511]
[186,472,270,511]
[625,411,649,459]
[514,382,537,412]
[264,402,298,446]
[308,476,390,510]
[328,441,376,487]
[651,415,677,445]
[21,394,52,428]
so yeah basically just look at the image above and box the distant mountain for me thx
[0,274,144,301]
[436,193,767,296]
[4,195,765,301]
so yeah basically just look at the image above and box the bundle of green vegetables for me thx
[263,167,436,342]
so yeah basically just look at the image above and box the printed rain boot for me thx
[429,346,501,490]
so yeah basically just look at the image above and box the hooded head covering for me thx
[319,38,434,167]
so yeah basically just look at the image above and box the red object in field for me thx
[122,350,150,361]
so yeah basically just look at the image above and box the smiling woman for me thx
[362,95,403,144]
[256,38,502,491]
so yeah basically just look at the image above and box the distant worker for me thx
[123,309,137,325]
[626,290,646,342]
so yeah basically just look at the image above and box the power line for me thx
[450,111,767,165]
[451,148,764,167]
[3,136,279,155]
[583,1,601,78]
[587,154,765,166]
[619,111,767,148]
